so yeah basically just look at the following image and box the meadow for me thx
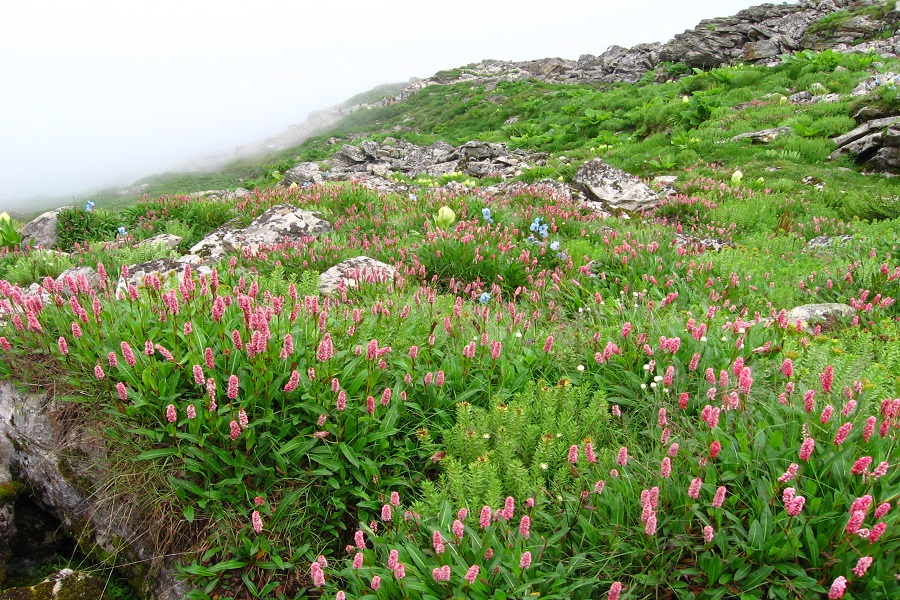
[0,47,899,600]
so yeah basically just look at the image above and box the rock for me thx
[319,256,398,295]
[339,144,368,163]
[653,176,678,186]
[785,303,856,333]
[0,568,112,599]
[191,205,332,259]
[830,116,900,173]
[788,90,813,104]
[743,38,782,61]
[730,127,792,143]
[807,235,853,249]
[0,382,187,599]
[116,258,211,296]
[19,207,73,250]
[54,267,101,296]
[282,162,324,186]
[137,233,182,249]
[571,158,661,212]
[675,233,733,252]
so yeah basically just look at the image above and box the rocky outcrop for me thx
[137,233,183,249]
[324,139,540,181]
[191,204,333,259]
[0,381,187,600]
[0,568,111,599]
[785,302,857,332]
[283,162,326,186]
[319,256,399,295]
[730,127,793,143]
[19,208,73,250]
[572,158,661,213]
[829,115,900,174]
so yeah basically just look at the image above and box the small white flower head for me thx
[700,336,708,342]
[738,328,746,334]
[650,382,657,388]
[556,432,563,438]
[654,375,663,382]
[577,365,585,372]
[640,383,648,390]
[516,332,523,338]
[540,463,549,470]
[643,364,651,371]
[721,336,728,342]
[483,433,491,439]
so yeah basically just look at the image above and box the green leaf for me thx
[135,447,179,461]
[183,505,195,523]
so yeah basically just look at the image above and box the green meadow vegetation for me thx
[1,46,899,599]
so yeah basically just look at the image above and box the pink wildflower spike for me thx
[616,446,628,466]
[658,407,668,427]
[863,416,876,442]
[585,442,596,463]
[820,365,834,393]
[519,551,532,569]
[781,358,793,378]
[874,502,891,520]
[820,405,834,424]
[116,382,127,401]
[370,576,381,591]
[480,505,491,529]
[828,576,847,599]
[381,504,392,521]
[458,507,468,520]
[568,445,578,464]
[251,510,263,534]
[94,364,105,380]
[712,486,727,508]
[846,510,866,534]
[868,522,886,544]
[238,409,249,429]
[453,518,465,540]
[612,405,621,417]
[166,404,177,423]
[872,461,889,479]
[608,582,623,600]
[519,515,531,539]
[336,592,346,600]
[227,375,239,400]
[799,437,814,461]
[660,457,672,478]
[503,496,515,520]
[186,405,196,419]
[390,491,400,507]
[464,565,480,584]
[853,556,873,577]
[204,347,214,369]
[387,549,399,570]
[803,390,815,413]
[594,480,605,494]
[645,514,657,535]
[668,443,679,457]
[284,370,300,392]
[366,396,375,414]
[778,463,798,483]
[57,337,69,355]
[354,529,366,549]
[688,478,702,498]
[850,456,873,475]
[834,422,853,445]
[229,421,241,440]
[703,525,715,543]
[709,441,721,460]
[850,495,872,514]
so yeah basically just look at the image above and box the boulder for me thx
[116,258,211,296]
[0,381,187,599]
[137,233,182,249]
[830,116,900,173]
[807,235,853,249]
[191,205,332,259]
[319,256,398,295]
[571,158,661,212]
[730,127,792,143]
[54,267,102,296]
[0,568,111,599]
[786,303,856,333]
[19,207,73,250]
[282,162,324,186]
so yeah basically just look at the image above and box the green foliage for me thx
[56,207,123,252]
[0,249,75,286]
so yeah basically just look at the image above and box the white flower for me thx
[643,364,651,371]
[650,382,657,388]
[721,336,728,342]
[738,328,746,334]
[515,332,522,338]
[540,463,549,470]
[577,365,585,372]
[700,336,708,342]
[483,433,491,439]
[556,433,563,438]
[654,375,663,382]
[640,383,647,389]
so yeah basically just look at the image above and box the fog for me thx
[0,0,765,213]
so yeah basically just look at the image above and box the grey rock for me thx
[191,205,332,259]
[116,257,211,296]
[572,158,661,212]
[0,381,187,600]
[138,233,183,249]
[283,162,324,186]
[788,90,813,103]
[0,569,111,599]
[831,116,900,173]
[319,256,398,295]
[785,303,856,332]
[675,233,733,252]
[19,207,73,249]
[807,235,853,249]
[54,266,101,296]
[340,144,368,163]
[730,127,793,143]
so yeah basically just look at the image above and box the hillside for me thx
[1,1,900,600]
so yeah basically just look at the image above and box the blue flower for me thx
[550,240,560,251]
[539,225,549,239]
[481,208,493,223]
[557,252,568,261]
[117,226,127,235]
[526,235,540,245]
[85,201,95,212]
[529,217,543,233]
[479,292,491,304]
[409,194,418,201]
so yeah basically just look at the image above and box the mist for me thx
[0,0,766,214]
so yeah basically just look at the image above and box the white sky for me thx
[0,0,766,211]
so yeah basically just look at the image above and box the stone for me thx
[0,382,187,599]
[137,233,182,249]
[807,235,853,249]
[190,205,332,259]
[282,162,324,186]
[115,258,211,297]
[830,116,900,173]
[674,233,733,252]
[571,158,661,212]
[54,267,102,296]
[730,127,792,143]
[0,568,111,599]
[19,207,73,250]
[319,256,398,295]
[785,303,856,333]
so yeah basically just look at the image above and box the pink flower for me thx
[458,508,469,520]
[57,337,69,355]
[850,495,872,514]
[352,552,364,568]
[853,556,873,577]
[436,370,445,387]
[660,457,672,478]
[94,364,105,380]
[820,365,834,393]
[688,478,702,498]
[480,505,491,529]
[868,521,886,544]
[503,496,515,520]
[116,382,127,401]
[483,548,494,560]
[846,510,866,534]
[543,335,554,352]
[689,353,700,371]
[799,437,814,462]
[585,442,596,463]
[616,446,628,466]
[787,495,806,517]
[464,565,480,584]
[611,405,621,417]
[645,514,657,535]
[336,390,347,411]
[370,575,381,591]
[874,502,891,520]
[388,549,399,570]
[381,504,392,521]
[778,463,798,483]
[229,420,241,440]
[712,486,726,508]
[251,510,263,533]
[227,375,239,400]
[703,525,715,543]
[834,422,853,445]
[568,445,578,464]
[366,396,375,414]
[390,491,400,507]
[668,442,679,457]
[519,515,530,539]
[336,592,346,600]
[608,582,623,600]
[863,416,876,442]
[453,518,465,540]
[828,576,847,599]
[519,551,532,569]
[658,407,668,427]
[254,496,264,506]
[803,390,815,413]
[709,441,721,460]
[850,456,873,475]
[781,358,793,378]
[820,405,834,424]
[204,347,214,369]
[594,480,605,494]
[166,404,177,423]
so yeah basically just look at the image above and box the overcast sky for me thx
[0,0,768,212]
